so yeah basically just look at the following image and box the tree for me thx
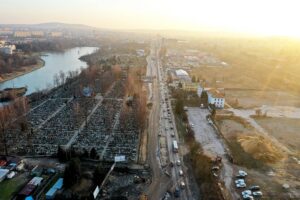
[82,149,89,158]
[200,91,208,106]
[192,76,196,83]
[90,147,97,159]
[178,82,183,89]
[175,99,184,115]
[255,109,262,116]
[63,158,81,188]
[57,145,67,162]
[211,108,216,120]
[93,165,105,185]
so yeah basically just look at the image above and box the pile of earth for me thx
[237,134,285,163]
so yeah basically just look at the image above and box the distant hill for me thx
[34,22,95,30]
[0,22,96,30]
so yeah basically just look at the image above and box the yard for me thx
[0,173,29,200]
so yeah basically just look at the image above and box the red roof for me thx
[0,160,7,166]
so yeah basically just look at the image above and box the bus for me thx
[173,140,178,153]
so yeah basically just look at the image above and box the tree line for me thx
[0,53,38,74]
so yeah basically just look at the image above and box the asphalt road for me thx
[146,38,191,200]
[145,40,170,200]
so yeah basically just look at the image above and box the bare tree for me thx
[59,70,66,85]
[53,73,60,87]
[0,105,16,155]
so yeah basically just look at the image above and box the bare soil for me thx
[255,117,300,154]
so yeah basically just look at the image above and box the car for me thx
[176,160,181,166]
[170,162,174,167]
[252,191,263,197]
[242,190,252,196]
[180,181,185,189]
[236,183,246,188]
[174,187,180,197]
[212,166,220,171]
[242,195,254,200]
[239,170,248,176]
[179,169,183,176]
[235,179,245,184]
[249,185,260,191]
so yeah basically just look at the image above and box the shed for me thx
[45,178,63,200]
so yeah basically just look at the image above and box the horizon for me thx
[1,0,300,38]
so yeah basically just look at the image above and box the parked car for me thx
[179,169,184,176]
[238,170,248,177]
[174,187,180,197]
[242,190,252,196]
[252,191,263,197]
[242,195,254,200]
[235,179,245,184]
[249,185,260,191]
[180,181,185,189]
[236,183,246,188]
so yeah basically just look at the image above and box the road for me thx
[146,40,171,200]
[146,38,191,200]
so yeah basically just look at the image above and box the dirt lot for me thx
[216,116,300,199]
[255,117,300,154]
[225,89,300,108]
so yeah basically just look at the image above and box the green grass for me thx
[0,174,28,200]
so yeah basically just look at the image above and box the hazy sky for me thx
[1,0,300,37]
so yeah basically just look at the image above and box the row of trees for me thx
[0,97,29,155]
[16,39,92,53]
[0,53,38,74]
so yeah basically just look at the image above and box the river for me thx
[0,47,98,95]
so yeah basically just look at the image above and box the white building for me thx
[207,88,225,108]
[175,69,190,81]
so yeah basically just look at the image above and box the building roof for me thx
[29,177,43,186]
[52,178,63,189]
[0,169,9,178]
[19,184,36,196]
[46,178,63,198]
[175,69,189,76]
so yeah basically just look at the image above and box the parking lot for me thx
[187,108,226,156]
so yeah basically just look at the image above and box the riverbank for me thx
[0,58,45,84]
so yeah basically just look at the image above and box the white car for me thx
[235,179,245,184]
[180,181,185,189]
[176,160,181,166]
[242,195,254,200]
[242,190,252,196]
[239,170,248,176]
[179,169,184,176]
[236,183,246,188]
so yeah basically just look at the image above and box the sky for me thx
[1,0,300,37]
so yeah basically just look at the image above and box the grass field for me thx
[0,173,28,200]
